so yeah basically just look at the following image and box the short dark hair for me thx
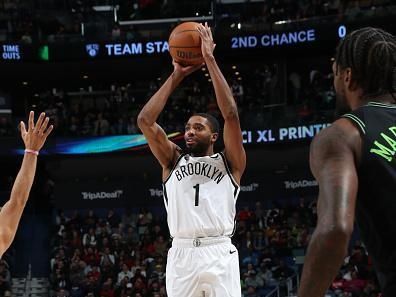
[192,113,220,134]
[335,27,396,99]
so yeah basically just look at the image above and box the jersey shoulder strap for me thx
[163,153,186,184]
[341,108,367,136]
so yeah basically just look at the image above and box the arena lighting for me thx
[114,7,118,23]
[274,20,290,25]
[83,75,88,79]
[235,72,240,75]
[34,94,39,97]
[237,77,242,81]
[205,73,209,77]
[22,81,28,86]
[201,67,206,71]
[157,77,161,81]
[237,23,241,30]
[92,5,114,12]
[232,65,237,69]
[208,79,212,82]
[230,23,235,28]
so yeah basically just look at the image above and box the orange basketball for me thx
[168,22,204,66]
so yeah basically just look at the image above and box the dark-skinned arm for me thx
[137,62,201,171]
[298,119,361,297]
[197,23,246,184]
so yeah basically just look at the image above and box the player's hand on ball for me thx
[172,60,203,79]
[20,111,53,152]
[197,22,216,60]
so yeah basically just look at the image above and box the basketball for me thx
[168,22,204,66]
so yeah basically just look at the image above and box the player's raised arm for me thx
[197,23,246,184]
[0,111,53,258]
[298,119,360,297]
[137,61,202,171]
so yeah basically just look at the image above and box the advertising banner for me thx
[0,123,329,156]
[54,172,318,209]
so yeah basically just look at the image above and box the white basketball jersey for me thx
[163,152,240,238]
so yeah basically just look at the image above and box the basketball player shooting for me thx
[137,23,246,297]
[298,28,396,297]
[0,111,53,258]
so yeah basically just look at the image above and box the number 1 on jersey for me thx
[193,184,200,206]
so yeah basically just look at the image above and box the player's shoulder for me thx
[311,118,361,157]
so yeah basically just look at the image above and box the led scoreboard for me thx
[0,22,394,62]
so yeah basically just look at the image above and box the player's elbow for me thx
[316,223,353,250]
[0,227,14,255]
[137,113,150,128]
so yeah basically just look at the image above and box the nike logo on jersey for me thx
[229,250,237,254]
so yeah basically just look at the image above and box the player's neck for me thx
[349,93,396,110]
[190,147,214,157]
[351,93,396,109]
[365,94,396,105]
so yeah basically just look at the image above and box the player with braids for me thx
[334,27,396,111]
[299,27,396,297]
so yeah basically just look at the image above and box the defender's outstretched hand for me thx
[20,111,53,152]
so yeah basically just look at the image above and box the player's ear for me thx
[211,132,219,143]
[343,67,358,91]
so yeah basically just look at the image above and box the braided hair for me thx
[335,27,396,101]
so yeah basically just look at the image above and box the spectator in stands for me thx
[100,277,115,297]
[0,263,10,296]
[50,200,380,296]
[118,263,133,285]
[82,228,97,247]
[94,113,110,136]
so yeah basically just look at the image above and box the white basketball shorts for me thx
[166,236,241,297]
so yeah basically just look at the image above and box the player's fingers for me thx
[197,29,206,40]
[20,121,26,136]
[38,117,50,134]
[43,125,54,138]
[196,25,204,36]
[34,112,46,132]
[198,24,208,39]
[208,26,214,40]
[205,22,211,36]
[28,111,34,131]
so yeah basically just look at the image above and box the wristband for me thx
[25,149,39,156]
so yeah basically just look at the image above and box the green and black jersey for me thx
[342,101,396,296]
